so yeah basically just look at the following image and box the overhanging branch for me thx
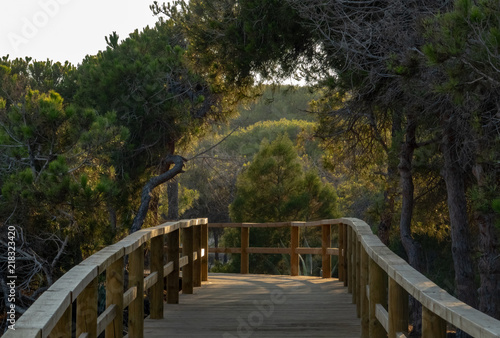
[129,155,186,233]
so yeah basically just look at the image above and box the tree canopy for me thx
[0,16,239,320]
[162,0,500,326]
[2,0,500,331]
[230,134,338,222]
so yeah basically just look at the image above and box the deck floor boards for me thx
[144,273,360,337]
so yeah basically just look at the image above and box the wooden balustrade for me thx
[209,221,340,278]
[209,219,500,337]
[5,217,500,337]
[3,218,208,338]
[338,218,500,338]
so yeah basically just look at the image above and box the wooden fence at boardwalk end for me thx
[3,217,500,337]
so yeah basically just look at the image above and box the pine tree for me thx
[230,134,338,223]
[223,135,338,274]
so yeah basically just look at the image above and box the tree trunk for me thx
[150,193,160,226]
[213,228,220,262]
[477,212,500,319]
[379,159,398,245]
[398,115,425,335]
[167,178,179,220]
[378,111,402,245]
[107,204,117,234]
[442,122,477,309]
[398,117,425,273]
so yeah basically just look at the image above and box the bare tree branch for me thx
[130,154,187,233]
[187,126,240,161]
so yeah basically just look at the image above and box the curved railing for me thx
[3,218,209,338]
[4,217,500,337]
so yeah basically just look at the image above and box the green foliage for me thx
[423,0,500,92]
[180,88,325,224]
[75,20,230,174]
[232,86,319,127]
[222,119,318,158]
[0,62,128,275]
[210,134,338,275]
[156,183,200,218]
[157,0,317,85]
[0,56,77,103]
[210,259,238,273]
[493,199,500,213]
[424,0,500,236]
[178,186,200,216]
[72,19,239,232]
[230,134,338,223]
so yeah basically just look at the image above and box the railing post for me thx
[128,244,144,338]
[105,257,124,338]
[291,225,299,276]
[360,246,369,337]
[241,227,249,274]
[167,228,180,303]
[182,225,194,294]
[338,223,345,282]
[389,277,409,337]
[347,227,352,293]
[355,234,361,317]
[50,305,72,337]
[150,234,165,319]
[351,228,357,303]
[76,275,98,338]
[193,223,202,287]
[369,257,387,337]
[201,223,209,281]
[322,223,331,278]
[343,223,348,287]
[422,305,446,338]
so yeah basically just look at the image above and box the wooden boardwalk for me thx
[144,273,361,337]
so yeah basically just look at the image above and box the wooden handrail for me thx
[208,221,338,278]
[5,217,500,337]
[3,218,209,338]
[209,219,500,337]
[339,218,500,337]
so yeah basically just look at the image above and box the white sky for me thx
[1,0,164,65]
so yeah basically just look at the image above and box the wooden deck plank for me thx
[144,273,360,337]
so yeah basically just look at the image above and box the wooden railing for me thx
[3,218,209,338]
[209,221,339,277]
[4,217,500,337]
[209,219,500,337]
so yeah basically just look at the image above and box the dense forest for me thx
[1,0,500,335]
